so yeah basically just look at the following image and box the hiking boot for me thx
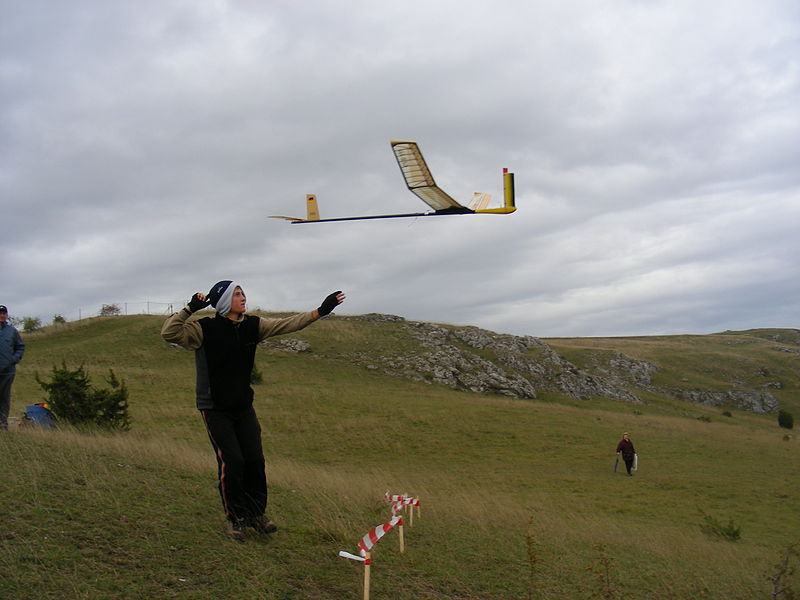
[225,519,247,542]
[247,515,278,534]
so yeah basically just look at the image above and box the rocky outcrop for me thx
[547,345,780,413]
[261,314,782,413]
[674,389,778,414]
[357,313,407,323]
[261,338,311,353]
[340,320,643,403]
[578,351,660,387]
[774,346,800,355]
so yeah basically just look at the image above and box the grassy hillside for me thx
[545,328,800,416]
[2,315,799,599]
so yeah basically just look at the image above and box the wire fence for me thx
[16,300,283,331]
[13,301,182,330]
[80,301,179,320]
[67,301,181,322]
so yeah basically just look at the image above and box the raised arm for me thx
[257,291,346,341]
[160,293,208,350]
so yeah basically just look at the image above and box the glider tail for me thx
[268,193,321,223]
[504,169,515,210]
[306,194,320,221]
[474,168,516,214]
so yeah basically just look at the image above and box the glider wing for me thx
[390,140,467,211]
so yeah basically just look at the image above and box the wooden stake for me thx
[399,523,405,554]
[363,552,371,600]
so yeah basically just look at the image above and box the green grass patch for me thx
[2,317,799,598]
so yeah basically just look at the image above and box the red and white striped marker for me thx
[385,491,421,525]
[384,492,420,508]
[358,515,403,556]
[339,516,404,600]
[338,515,404,563]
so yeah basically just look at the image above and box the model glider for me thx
[270,140,515,223]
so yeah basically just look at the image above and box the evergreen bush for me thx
[36,362,131,430]
[700,513,741,541]
[90,371,131,431]
[23,316,41,332]
[778,410,794,430]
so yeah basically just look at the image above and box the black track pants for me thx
[201,406,268,523]
[623,457,634,475]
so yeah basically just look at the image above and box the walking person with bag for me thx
[616,432,637,476]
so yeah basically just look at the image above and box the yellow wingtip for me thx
[474,207,517,215]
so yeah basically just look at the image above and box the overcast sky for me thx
[2,0,798,337]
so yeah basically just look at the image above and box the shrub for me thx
[526,516,541,600]
[23,316,41,332]
[769,542,799,599]
[778,410,794,430]
[100,304,121,316]
[52,314,66,325]
[700,512,741,541]
[90,371,131,431]
[36,362,131,430]
[722,410,732,418]
[36,362,93,423]
[587,543,618,599]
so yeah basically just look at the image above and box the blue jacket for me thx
[0,322,25,375]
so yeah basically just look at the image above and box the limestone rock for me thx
[262,338,311,353]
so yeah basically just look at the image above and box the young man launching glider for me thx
[161,281,345,541]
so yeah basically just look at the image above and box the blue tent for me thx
[24,404,57,429]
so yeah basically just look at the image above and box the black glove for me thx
[188,293,210,313]
[317,291,342,317]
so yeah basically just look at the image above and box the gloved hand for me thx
[188,293,211,313]
[317,291,343,317]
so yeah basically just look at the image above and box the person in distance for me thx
[615,432,637,476]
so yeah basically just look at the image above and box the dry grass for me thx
[4,316,800,599]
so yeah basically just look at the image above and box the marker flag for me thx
[357,515,403,556]
[338,551,366,562]
[385,491,421,509]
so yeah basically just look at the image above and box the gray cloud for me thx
[1,0,798,336]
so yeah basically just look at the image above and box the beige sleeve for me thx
[257,311,319,341]
[160,308,204,350]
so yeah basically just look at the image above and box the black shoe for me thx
[247,515,278,534]
[225,519,247,542]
